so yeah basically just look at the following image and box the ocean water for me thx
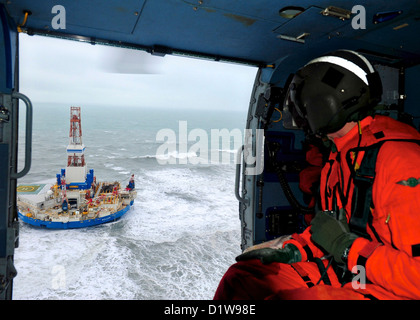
[13,104,246,300]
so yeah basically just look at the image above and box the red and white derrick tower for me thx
[65,106,87,185]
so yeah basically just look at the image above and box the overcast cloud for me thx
[19,34,257,111]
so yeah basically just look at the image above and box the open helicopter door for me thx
[0,5,33,299]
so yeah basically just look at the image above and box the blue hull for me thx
[18,200,134,229]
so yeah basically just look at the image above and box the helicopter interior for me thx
[0,0,420,298]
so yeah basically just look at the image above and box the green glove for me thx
[310,209,358,263]
[235,243,301,265]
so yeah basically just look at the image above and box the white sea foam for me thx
[14,165,240,300]
[111,166,125,171]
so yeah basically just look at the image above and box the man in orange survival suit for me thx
[214,50,420,300]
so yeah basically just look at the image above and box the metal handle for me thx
[235,145,249,205]
[11,92,32,179]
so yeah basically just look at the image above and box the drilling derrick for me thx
[65,107,88,187]
[68,106,85,167]
[56,106,94,190]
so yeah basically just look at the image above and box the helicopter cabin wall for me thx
[256,68,309,246]
[240,66,309,251]
[258,110,308,245]
[405,63,420,130]
[239,69,268,251]
[241,56,419,251]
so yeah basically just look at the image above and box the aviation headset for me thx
[285,50,383,135]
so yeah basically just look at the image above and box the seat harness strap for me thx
[348,138,420,238]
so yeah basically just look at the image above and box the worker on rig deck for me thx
[214,50,420,300]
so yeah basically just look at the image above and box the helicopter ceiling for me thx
[2,0,420,74]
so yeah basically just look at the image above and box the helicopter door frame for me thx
[0,4,33,300]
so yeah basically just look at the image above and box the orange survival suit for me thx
[214,114,420,300]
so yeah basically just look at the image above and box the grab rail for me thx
[11,92,32,179]
[235,145,249,205]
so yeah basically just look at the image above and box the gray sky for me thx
[19,34,257,111]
